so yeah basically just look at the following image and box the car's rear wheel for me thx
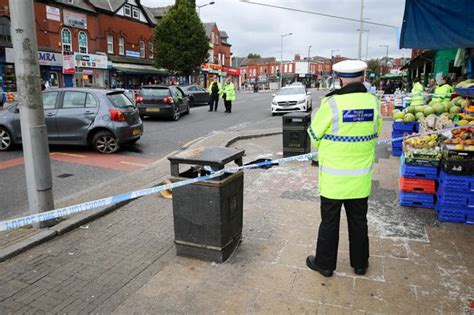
[172,105,180,121]
[0,127,13,151]
[93,131,119,154]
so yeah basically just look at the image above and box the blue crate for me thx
[399,191,435,209]
[438,170,474,193]
[391,131,405,146]
[435,203,467,223]
[393,121,419,132]
[437,189,474,207]
[401,163,438,180]
[392,146,402,157]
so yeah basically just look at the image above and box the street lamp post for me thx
[379,44,389,75]
[356,29,370,61]
[197,1,215,17]
[330,49,339,88]
[307,45,312,85]
[280,32,292,88]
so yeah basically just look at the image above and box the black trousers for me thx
[209,93,219,111]
[224,100,232,112]
[314,196,369,271]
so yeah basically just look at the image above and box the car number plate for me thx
[132,128,142,136]
[146,108,160,112]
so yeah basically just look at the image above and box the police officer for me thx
[410,77,424,106]
[208,76,222,112]
[432,75,453,103]
[306,60,383,277]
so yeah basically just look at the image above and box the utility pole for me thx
[280,32,292,88]
[379,44,389,75]
[307,45,312,86]
[10,0,55,228]
[330,49,339,88]
[357,0,364,60]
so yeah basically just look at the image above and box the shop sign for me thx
[46,6,60,21]
[5,48,62,67]
[74,53,108,69]
[126,50,140,58]
[63,10,87,29]
[223,67,240,76]
[63,55,75,74]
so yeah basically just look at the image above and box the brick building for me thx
[239,57,296,89]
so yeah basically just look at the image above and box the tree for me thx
[367,58,381,77]
[247,53,261,59]
[154,0,209,75]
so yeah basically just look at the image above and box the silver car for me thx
[0,88,143,153]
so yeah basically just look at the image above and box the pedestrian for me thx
[410,77,424,106]
[222,77,236,113]
[432,75,453,103]
[306,60,383,277]
[208,76,222,112]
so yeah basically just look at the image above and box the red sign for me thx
[223,67,240,76]
[62,55,75,74]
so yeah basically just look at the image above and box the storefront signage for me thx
[46,6,60,21]
[5,48,62,67]
[223,67,240,76]
[63,10,87,29]
[63,55,75,74]
[74,53,108,69]
[126,50,140,58]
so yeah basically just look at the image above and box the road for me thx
[0,89,326,220]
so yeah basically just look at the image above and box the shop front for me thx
[108,55,168,89]
[71,52,108,88]
[201,63,225,87]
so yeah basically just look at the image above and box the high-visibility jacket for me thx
[307,91,383,199]
[432,84,453,103]
[222,82,236,101]
[208,81,222,95]
[410,82,424,106]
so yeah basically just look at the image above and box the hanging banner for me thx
[62,55,75,74]
[46,6,61,21]
[74,53,108,69]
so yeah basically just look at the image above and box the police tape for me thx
[0,124,471,232]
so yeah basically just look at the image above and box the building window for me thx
[119,36,125,55]
[222,54,225,66]
[208,50,213,63]
[284,64,288,73]
[0,17,11,45]
[140,40,145,58]
[132,7,140,19]
[124,4,131,17]
[149,42,154,59]
[107,34,114,54]
[78,31,88,54]
[289,64,293,72]
[61,28,72,54]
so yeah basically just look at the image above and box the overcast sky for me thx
[141,0,411,61]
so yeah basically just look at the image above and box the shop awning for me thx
[400,0,474,49]
[381,72,407,79]
[400,50,436,71]
[112,63,169,75]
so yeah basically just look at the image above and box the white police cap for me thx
[333,60,367,78]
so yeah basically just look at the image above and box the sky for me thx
[141,0,411,61]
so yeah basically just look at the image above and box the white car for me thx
[271,86,312,115]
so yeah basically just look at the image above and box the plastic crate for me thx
[393,121,419,132]
[441,159,474,176]
[401,163,438,180]
[399,191,435,209]
[392,130,406,145]
[438,170,474,192]
[392,146,402,157]
[399,177,436,194]
[437,189,474,207]
[435,203,467,223]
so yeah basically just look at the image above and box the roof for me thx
[146,6,172,18]
[53,0,96,13]
[203,22,216,36]
[400,50,436,71]
[219,31,228,39]
[87,0,122,12]
[240,57,277,66]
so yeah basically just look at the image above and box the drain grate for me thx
[57,173,74,178]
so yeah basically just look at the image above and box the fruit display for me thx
[404,134,439,149]
[444,127,474,151]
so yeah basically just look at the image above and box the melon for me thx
[423,106,434,116]
[415,105,425,113]
[392,111,405,120]
[406,106,417,115]
[449,106,461,114]
[415,112,425,120]
[461,99,470,108]
[433,103,445,115]
[403,113,416,122]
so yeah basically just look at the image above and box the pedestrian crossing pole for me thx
[10,0,55,228]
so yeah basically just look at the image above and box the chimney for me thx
[294,54,301,61]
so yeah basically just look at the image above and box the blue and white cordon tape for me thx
[0,124,471,232]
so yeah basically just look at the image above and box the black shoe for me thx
[306,256,333,277]
[208,110,213,112]
[354,263,369,276]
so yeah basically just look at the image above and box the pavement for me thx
[0,120,473,313]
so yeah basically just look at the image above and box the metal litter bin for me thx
[282,112,311,157]
[168,147,245,263]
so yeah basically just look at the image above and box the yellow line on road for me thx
[120,161,149,167]
[50,152,87,158]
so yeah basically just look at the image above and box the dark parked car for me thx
[136,85,190,120]
[0,88,143,153]
[180,85,210,107]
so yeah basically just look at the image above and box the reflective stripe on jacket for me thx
[307,91,382,199]
[223,82,236,101]
[410,82,424,106]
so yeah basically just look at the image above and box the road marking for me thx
[50,152,87,158]
[0,157,24,170]
[120,161,149,167]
